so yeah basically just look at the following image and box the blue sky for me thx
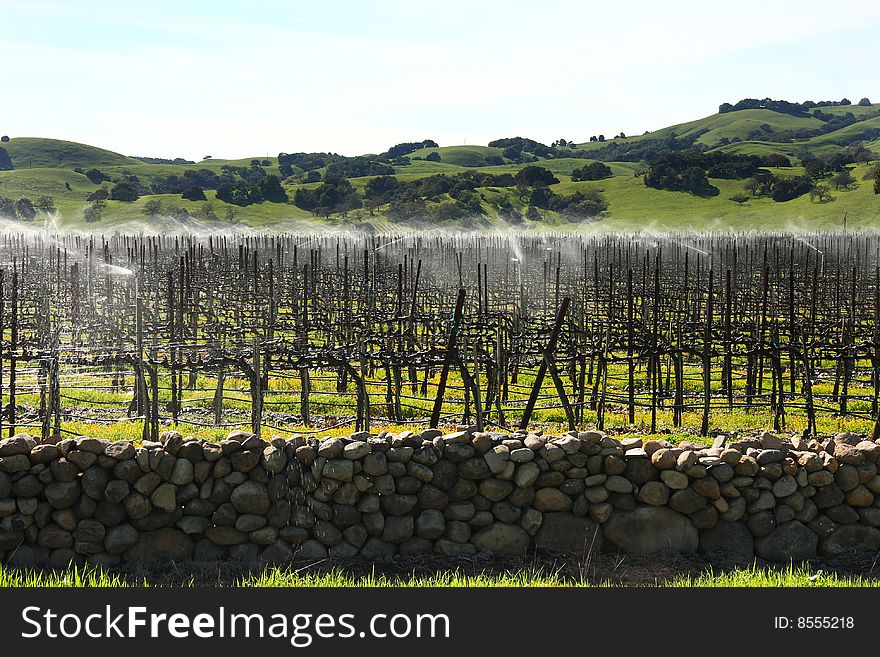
[1,0,878,160]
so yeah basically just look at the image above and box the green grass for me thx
[1,563,876,587]
[1,137,140,168]
[407,145,506,167]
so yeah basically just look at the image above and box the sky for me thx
[1,0,879,160]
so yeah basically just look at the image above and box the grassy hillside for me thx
[1,100,878,231]
[407,145,505,167]
[0,137,140,168]
[575,108,827,150]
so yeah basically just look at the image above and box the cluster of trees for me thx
[744,171,813,202]
[383,140,438,159]
[290,165,603,222]
[278,151,398,178]
[743,154,866,204]
[875,167,880,195]
[216,174,287,206]
[75,167,110,184]
[142,199,235,223]
[571,161,613,181]
[488,137,555,162]
[526,187,608,219]
[576,131,706,163]
[77,162,291,208]
[643,153,763,196]
[719,97,853,117]
[293,178,361,216]
[277,152,341,177]
[0,195,54,220]
[150,168,225,195]
[133,156,195,165]
[325,157,394,179]
[0,147,12,171]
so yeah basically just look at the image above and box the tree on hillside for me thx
[364,175,400,204]
[84,168,108,184]
[761,154,792,168]
[0,197,14,217]
[514,166,559,188]
[84,199,105,222]
[110,181,140,201]
[0,147,12,171]
[770,175,812,202]
[143,199,163,217]
[258,174,288,203]
[425,152,441,162]
[182,186,207,201]
[34,196,55,213]
[571,161,613,181]
[874,168,880,194]
[87,188,109,202]
[809,184,833,203]
[859,98,873,106]
[0,135,9,142]
[15,198,36,221]
[831,169,855,189]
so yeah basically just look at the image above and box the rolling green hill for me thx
[0,137,140,168]
[0,98,878,231]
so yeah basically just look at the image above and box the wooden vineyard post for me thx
[252,337,263,436]
[701,269,713,436]
[430,287,466,428]
[213,367,225,426]
[519,297,572,431]
[626,268,635,424]
[135,286,150,442]
[8,267,17,437]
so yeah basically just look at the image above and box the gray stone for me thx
[478,478,513,502]
[771,475,797,498]
[261,540,294,563]
[415,509,445,539]
[754,521,818,561]
[820,525,880,555]
[533,488,572,512]
[126,528,194,561]
[472,522,530,555]
[669,488,705,514]
[317,437,344,458]
[230,481,270,514]
[104,524,138,554]
[604,506,699,554]
[637,481,670,506]
[360,537,396,556]
[295,539,328,559]
[380,494,417,516]
[45,481,81,509]
[150,483,178,512]
[169,459,194,486]
[514,462,540,488]
[382,516,414,543]
[323,459,354,481]
[699,521,754,559]
[535,512,602,556]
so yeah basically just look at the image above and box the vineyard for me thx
[0,230,878,443]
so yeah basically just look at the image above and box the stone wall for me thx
[2,427,880,568]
